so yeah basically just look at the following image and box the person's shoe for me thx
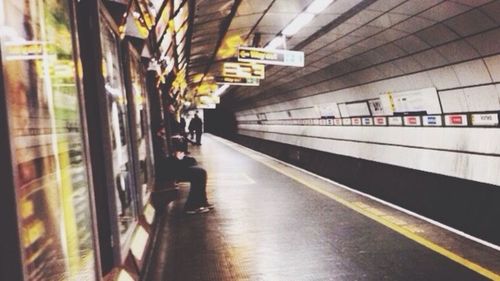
[185,207,210,215]
[203,203,215,210]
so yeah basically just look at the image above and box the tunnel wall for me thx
[230,51,500,246]
[225,2,500,246]
[234,49,500,187]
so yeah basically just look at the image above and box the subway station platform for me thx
[144,135,500,281]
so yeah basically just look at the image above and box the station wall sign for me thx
[333,119,343,126]
[238,46,304,67]
[374,117,387,126]
[422,115,442,126]
[404,116,421,126]
[215,76,259,86]
[471,113,499,126]
[342,118,352,125]
[388,116,403,126]
[445,114,467,126]
[362,117,373,125]
[351,117,362,125]
[223,62,265,79]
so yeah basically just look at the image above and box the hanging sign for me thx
[238,46,304,67]
[223,62,265,79]
[215,76,259,86]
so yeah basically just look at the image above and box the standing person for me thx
[188,116,195,140]
[189,113,203,145]
[162,136,214,214]
[179,116,187,138]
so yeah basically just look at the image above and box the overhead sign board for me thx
[238,46,304,67]
[215,76,259,86]
[223,62,265,79]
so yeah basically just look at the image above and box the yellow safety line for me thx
[213,136,500,280]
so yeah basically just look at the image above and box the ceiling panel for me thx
[416,24,459,46]
[411,49,448,68]
[391,0,443,16]
[393,34,430,53]
[345,9,384,26]
[368,12,410,28]
[393,15,436,33]
[365,0,406,13]
[480,1,500,24]
[419,1,470,21]
[445,9,497,37]
[466,28,500,55]
[391,56,424,74]
[435,40,479,63]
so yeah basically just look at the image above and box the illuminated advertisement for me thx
[0,0,98,280]
[128,49,153,207]
[100,17,139,245]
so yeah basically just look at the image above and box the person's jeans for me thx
[178,166,208,209]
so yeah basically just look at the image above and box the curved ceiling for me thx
[181,0,499,111]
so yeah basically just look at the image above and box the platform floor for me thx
[145,134,500,281]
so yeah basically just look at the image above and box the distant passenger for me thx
[162,136,213,214]
[188,113,203,145]
[179,116,187,138]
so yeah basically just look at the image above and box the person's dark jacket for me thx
[159,155,197,181]
[189,116,202,132]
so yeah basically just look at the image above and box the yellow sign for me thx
[215,76,259,86]
[222,62,265,79]
[238,46,304,67]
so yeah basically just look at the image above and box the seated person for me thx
[163,136,214,214]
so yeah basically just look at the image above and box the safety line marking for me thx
[212,136,500,280]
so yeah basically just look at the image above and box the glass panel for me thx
[129,54,152,207]
[99,18,138,243]
[0,0,97,280]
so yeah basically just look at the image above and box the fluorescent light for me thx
[306,0,334,14]
[214,84,230,96]
[282,12,314,36]
[265,36,284,50]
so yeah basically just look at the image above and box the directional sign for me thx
[214,76,259,86]
[238,46,304,67]
[223,62,265,79]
